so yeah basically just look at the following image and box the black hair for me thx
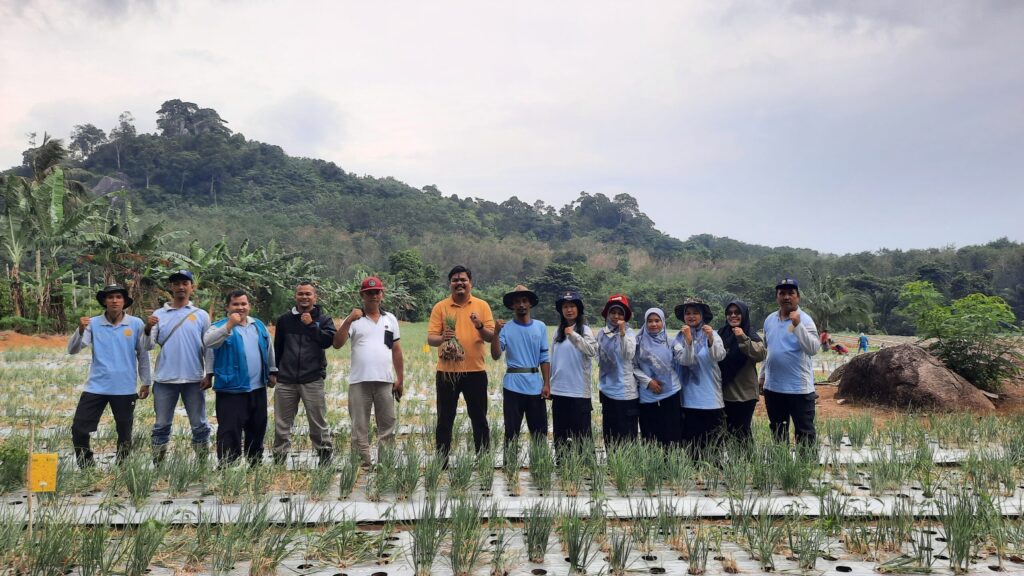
[555,302,586,343]
[296,281,317,294]
[225,289,251,305]
[448,265,472,281]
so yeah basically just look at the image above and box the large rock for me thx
[836,344,994,412]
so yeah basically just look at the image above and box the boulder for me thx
[827,362,848,383]
[836,343,994,412]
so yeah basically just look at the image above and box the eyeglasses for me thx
[726,310,742,316]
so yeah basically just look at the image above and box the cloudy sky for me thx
[2,0,1022,254]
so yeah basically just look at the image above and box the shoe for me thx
[316,448,333,468]
[152,443,168,465]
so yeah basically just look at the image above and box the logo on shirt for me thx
[187,314,197,322]
[124,328,133,337]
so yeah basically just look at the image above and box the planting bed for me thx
[3,340,1024,574]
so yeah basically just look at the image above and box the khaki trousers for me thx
[273,379,332,457]
[348,381,396,466]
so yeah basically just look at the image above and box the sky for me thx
[2,0,1022,255]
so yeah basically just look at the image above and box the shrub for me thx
[900,282,1021,392]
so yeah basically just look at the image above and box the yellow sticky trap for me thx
[28,453,58,492]
[422,344,430,354]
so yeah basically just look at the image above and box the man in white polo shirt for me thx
[334,276,405,467]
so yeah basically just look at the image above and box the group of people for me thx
[428,267,822,464]
[69,271,403,468]
[68,264,821,470]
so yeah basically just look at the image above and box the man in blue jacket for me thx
[204,289,277,466]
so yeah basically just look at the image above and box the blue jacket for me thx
[212,317,271,393]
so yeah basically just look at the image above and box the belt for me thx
[506,367,540,374]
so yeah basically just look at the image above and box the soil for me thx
[0,330,69,350]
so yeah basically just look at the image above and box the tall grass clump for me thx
[522,500,555,563]
[409,497,449,576]
[558,501,599,575]
[528,436,555,493]
[125,518,169,576]
[448,497,487,576]
[938,488,983,574]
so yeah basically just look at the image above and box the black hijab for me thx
[718,300,762,385]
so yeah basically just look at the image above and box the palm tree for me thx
[802,271,874,332]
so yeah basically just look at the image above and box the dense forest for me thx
[3,99,1022,334]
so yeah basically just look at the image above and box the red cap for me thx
[601,293,632,322]
[360,276,385,292]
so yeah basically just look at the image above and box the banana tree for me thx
[0,176,31,317]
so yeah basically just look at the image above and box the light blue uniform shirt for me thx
[68,314,151,395]
[674,329,727,409]
[147,302,210,383]
[762,309,819,394]
[550,326,597,399]
[597,326,639,401]
[499,319,550,395]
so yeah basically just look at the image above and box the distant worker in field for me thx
[68,284,152,468]
[762,277,820,446]
[145,270,211,464]
[858,332,869,354]
[597,294,640,446]
[428,265,495,458]
[819,329,832,353]
[549,290,597,451]
[204,290,277,466]
[334,276,404,468]
[272,282,336,467]
[491,284,550,446]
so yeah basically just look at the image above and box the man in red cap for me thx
[334,276,405,467]
[272,282,336,466]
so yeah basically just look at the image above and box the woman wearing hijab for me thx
[717,300,767,444]
[633,308,682,447]
[597,294,639,446]
[673,297,727,459]
[549,290,598,450]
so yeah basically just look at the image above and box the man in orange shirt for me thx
[428,265,495,457]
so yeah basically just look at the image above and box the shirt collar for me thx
[98,313,129,327]
[162,301,195,311]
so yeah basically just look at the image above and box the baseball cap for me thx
[360,276,385,292]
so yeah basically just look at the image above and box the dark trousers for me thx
[551,395,592,449]
[215,387,268,466]
[71,392,137,468]
[600,392,639,447]
[435,371,490,456]
[681,407,725,460]
[724,399,758,444]
[763,389,817,446]
[503,388,547,445]
[639,391,682,447]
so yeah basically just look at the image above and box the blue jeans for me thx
[151,381,211,446]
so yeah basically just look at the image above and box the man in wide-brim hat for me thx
[492,284,550,446]
[67,284,152,468]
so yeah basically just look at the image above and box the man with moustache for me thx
[68,284,152,468]
[272,282,336,466]
[334,276,405,468]
[145,270,212,463]
[762,277,820,446]
[428,265,495,457]
[204,290,278,465]
[491,284,551,446]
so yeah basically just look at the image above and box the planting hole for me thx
[642,555,658,561]
[651,569,667,574]
[160,499,173,505]
[714,556,725,561]
[192,499,204,504]
[990,566,1005,572]
[297,564,314,569]
[531,570,547,575]
[936,555,950,560]
[370,573,388,576]
[489,539,498,545]
[897,493,911,499]
[836,566,852,573]
[936,537,947,542]
[386,535,400,541]
[279,497,290,503]
[822,555,838,561]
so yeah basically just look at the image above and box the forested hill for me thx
[6,100,1023,333]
